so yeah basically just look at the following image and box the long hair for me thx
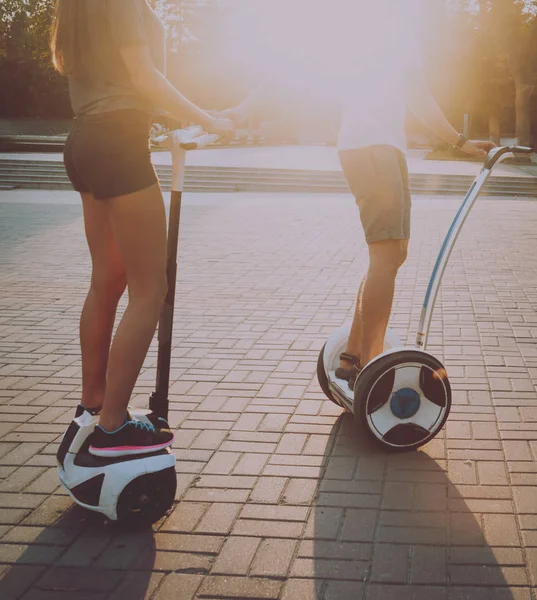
[51,0,85,75]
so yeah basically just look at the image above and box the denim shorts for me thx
[64,109,158,200]
[339,145,411,244]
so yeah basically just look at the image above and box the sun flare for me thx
[220,0,426,113]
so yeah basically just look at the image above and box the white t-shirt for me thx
[336,3,423,153]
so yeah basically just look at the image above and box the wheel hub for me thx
[390,387,421,419]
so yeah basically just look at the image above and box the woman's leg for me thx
[98,183,168,432]
[80,192,127,410]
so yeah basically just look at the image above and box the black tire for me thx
[317,343,342,407]
[354,350,451,452]
[116,466,177,528]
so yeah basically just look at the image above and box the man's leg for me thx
[340,277,365,367]
[338,146,410,372]
[341,239,407,370]
[359,239,408,365]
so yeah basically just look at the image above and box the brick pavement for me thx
[1,189,537,599]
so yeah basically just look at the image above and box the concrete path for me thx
[1,188,537,599]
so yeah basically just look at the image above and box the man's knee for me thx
[369,239,408,273]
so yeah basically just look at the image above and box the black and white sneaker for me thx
[89,419,174,457]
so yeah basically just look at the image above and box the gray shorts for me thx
[339,145,411,244]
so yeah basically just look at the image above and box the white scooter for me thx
[318,146,534,451]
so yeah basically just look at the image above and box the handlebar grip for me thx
[484,145,534,170]
[509,146,534,153]
[180,133,219,150]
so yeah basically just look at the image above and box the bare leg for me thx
[98,184,168,432]
[340,240,408,372]
[348,277,366,358]
[339,277,365,369]
[359,239,408,366]
[80,193,127,410]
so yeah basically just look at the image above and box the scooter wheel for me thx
[116,466,176,527]
[317,343,342,407]
[354,350,451,452]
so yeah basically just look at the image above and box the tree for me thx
[478,0,537,144]
[0,0,70,117]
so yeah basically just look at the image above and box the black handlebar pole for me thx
[148,129,218,420]
[149,190,182,419]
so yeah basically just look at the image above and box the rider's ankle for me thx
[98,412,128,433]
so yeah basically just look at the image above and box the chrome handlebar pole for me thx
[416,146,534,350]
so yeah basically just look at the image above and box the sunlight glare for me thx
[221,0,426,113]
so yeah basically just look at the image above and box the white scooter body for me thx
[322,324,402,412]
[57,409,175,522]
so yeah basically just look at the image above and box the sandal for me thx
[335,352,362,390]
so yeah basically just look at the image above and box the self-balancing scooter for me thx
[318,146,534,451]
[57,126,218,525]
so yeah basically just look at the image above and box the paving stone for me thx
[450,546,524,566]
[0,542,65,564]
[449,565,528,586]
[250,538,297,577]
[290,556,368,580]
[112,571,166,600]
[212,536,260,575]
[151,573,202,600]
[324,580,366,600]
[477,461,509,486]
[513,487,537,513]
[240,504,308,522]
[21,496,73,527]
[0,565,46,600]
[448,461,477,485]
[195,503,241,534]
[0,467,47,493]
[197,575,281,599]
[410,546,447,584]
[281,578,323,600]
[304,507,344,540]
[249,477,286,504]
[371,543,410,583]
[339,508,378,543]
[35,567,123,592]
[482,514,520,546]
[161,501,209,533]
[56,530,113,567]
[154,533,223,554]
[231,518,304,539]
[367,584,447,600]
[449,588,532,600]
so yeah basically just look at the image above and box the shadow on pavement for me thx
[0,502,158,600]
[309,413,517,600]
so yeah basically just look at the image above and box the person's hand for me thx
[206,116,235,135]
[460,140,497,158]
[219,106,249,127]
